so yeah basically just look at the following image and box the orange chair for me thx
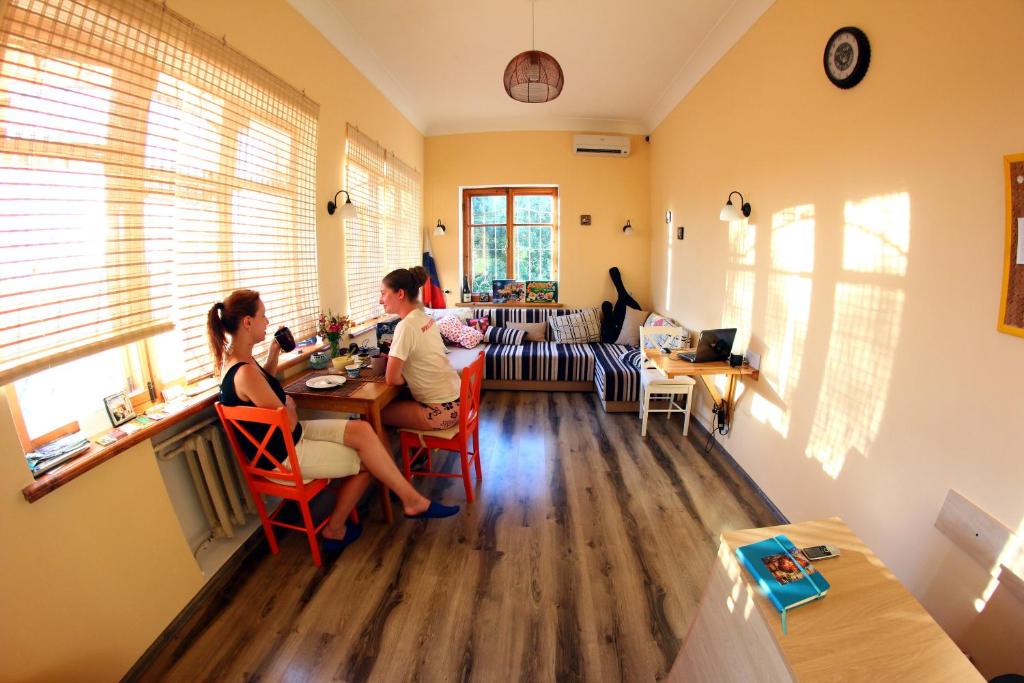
[398,351,484,501]
[215,402,357,567]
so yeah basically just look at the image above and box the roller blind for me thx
[0,0,319,385]
[344,125,421,323]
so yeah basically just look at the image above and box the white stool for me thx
[638,325,694,437]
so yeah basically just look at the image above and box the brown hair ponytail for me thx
[382,266,428,303]
[207,289,261,374]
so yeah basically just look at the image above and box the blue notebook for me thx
[735,534,830,633]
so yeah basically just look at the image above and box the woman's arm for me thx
[233,364,298,430]
[263,337,282,375]
[385,355,406,386]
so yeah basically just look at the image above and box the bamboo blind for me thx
[343,124,421,323]
[0,0,319,384]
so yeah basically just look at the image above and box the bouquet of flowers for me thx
[318,310,352,357]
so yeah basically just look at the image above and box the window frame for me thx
[461,186,559,290]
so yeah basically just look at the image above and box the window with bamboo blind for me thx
[344,125,422,323]
[0,0,320,391]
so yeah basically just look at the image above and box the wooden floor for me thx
[137,391,781,682]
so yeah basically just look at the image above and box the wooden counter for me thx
[669,518,982,682]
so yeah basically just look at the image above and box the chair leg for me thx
[401,440,413,480]
[472,427,482,482]
[251,493,279,555]
[682,392,692,436]
[641,388,651,437]
[459,443,474,503]
[300,501,322,567]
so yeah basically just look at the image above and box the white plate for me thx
[305,375,346,390]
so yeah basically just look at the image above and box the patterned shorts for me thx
[418,399,460,430]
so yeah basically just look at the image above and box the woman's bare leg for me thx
[343,420,432,516]
[323,472,371,539]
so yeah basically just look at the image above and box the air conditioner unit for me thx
[572,134,630,157]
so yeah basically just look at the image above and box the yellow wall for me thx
[0,0,423,680]
[425,132,651,308]
[649,0,1024,640]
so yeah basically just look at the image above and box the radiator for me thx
[156,419,255,540]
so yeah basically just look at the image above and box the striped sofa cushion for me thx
[482,341,597,382]
[472,307,586,341]
[592,343,641,403]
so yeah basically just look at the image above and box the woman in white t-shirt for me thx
[380,266,462,430]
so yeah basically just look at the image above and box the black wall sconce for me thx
[720,190,751,222]
[327,189,357,218]
[622,219,633,235]
[433,219,446,236]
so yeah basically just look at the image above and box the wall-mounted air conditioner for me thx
[572,134,630,157]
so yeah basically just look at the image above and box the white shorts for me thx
[292,419,362,481]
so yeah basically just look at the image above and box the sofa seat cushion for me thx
[482,341,598,382]
[472,307,587,340]
[592,343,642,403]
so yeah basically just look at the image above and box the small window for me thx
[462,187,558,293]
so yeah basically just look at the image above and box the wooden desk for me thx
[643,349,757,427]
[669,518,982,682]
[285,369,400,523]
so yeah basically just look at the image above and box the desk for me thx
[643,349,757,427]
[284,369,400,523]
[669,518,982,682]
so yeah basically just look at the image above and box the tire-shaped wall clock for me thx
[824,26,870,89]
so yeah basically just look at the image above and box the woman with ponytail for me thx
[208,290,459,553]
[379,266,462,431]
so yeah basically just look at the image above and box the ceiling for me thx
[287,0,774,136]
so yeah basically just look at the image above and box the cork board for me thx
[999,154,1024,337]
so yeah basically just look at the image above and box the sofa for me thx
[441,306,644,413]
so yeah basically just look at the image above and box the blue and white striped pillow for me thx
[620,348,643,369]
[484,326,527,345]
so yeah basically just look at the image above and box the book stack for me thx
[26,432,91,477]
[735,534,830,634]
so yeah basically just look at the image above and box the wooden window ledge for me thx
[20,343,326,503]
[455,302,564,308]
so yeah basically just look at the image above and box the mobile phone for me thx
[802,545,840,561]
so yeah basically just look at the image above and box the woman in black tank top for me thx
[208,290,459,553]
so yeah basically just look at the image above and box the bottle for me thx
[461,275,471,303]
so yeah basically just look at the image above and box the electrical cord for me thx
[703,402,731,454]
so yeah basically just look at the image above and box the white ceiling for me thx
[287,0,774,136]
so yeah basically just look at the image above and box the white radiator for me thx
[156,419,255,541]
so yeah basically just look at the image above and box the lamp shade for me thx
[433,219,446,236]
[504,50,564,103]
[339,198,357,219]
[719,202,742,222]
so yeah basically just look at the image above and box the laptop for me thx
[678,328,737,363]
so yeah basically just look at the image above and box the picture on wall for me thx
[492,279,525,303]
[525,280,558,303]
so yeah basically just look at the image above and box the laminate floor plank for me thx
[137,391,781,683]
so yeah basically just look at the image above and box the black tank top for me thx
[220,361,303,470]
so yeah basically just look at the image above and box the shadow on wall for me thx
[716,192,911,480]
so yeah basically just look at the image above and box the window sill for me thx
[20,342,327,504]
[455,302,564,308]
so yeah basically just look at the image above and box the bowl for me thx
[332,354,352,370]
[345,363,362,378]
[309,351,330,370]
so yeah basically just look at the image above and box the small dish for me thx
[305,375,346,390]
[345,363,362,378]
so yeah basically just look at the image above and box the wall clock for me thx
[823,26,870,89]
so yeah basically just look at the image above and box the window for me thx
[462,187,558,292]
[344,125,422,323]
[0,0,320,450]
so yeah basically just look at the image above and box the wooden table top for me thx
[722,518,982,682]
[285,369,398,404]
[643,348,758,379]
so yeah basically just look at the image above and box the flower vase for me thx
[329,337,341,358]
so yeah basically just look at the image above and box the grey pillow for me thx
[614,307,649,346]
[506,320,548,342]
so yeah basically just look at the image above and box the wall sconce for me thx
[719,191,751,222]
[622,219,633,235]
[433,219,446,236]
[665,210,672,224]
[327,190,357,218]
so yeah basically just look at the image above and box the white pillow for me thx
[614,307,649,346]
[549,308,602,344]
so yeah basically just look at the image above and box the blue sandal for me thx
[322,522,363,554]
[405,501,460,519]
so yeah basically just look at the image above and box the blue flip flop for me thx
[405,501,460,519]
[322,522,363,554]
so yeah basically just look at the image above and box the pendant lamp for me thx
[503,0,563,103]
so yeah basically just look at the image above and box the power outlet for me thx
[745,349,761,371]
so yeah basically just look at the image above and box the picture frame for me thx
[104,391,136,427]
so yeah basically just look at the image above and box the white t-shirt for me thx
[390,308,461,404]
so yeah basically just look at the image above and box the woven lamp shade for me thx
[503,50,564,103]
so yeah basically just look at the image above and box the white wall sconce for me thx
[720,190,751,222]
[622,219,633,235]
[665,210,672,224]
[433,219,446,235]
[327,189,357,218]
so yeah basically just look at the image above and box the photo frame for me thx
[104,391,136,427]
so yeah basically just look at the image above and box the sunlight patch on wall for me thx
[665,222,674,311]
[751,206,815,437]
[843,193,910,276]
[722,270,755,351]
[974,518,1024,612]
[728,220,756,266]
